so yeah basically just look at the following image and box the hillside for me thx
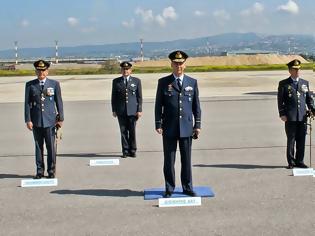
[1,33,314,59]
[133,54,309,67]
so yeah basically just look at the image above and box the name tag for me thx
[158,197,201,207]
[293,168,314,176]
[21,178,58,187]
[89,159,120,166]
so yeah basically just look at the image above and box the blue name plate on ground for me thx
[293,168,314,176]
[144,186,215,200]
[21,178,58,187]
[159,197,201,207]
[89,159,119,166]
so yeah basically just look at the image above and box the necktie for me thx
[177,78,182,90]
[40,82,44,90]
[293,80,298,90]
[125,78,128,87]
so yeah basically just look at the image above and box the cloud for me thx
[213,9,230,22]
[67,17,95,33]
[155,14,166,26]
[122,19,135,29]
[135,7,154,23]
[194,10,205,17]
[134,6,177,27]
[162,6,177,20]
[277,0,299,15]
[20,19,30,27]
[67,17,79,27]
[241,2,264,16]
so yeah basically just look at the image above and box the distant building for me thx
[131,57,150,62]
[0,64,16,70]
[225,50,278,56]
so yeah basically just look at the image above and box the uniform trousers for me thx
[285,121,307,165]
[162,135,193,193]
[32,126,56,175]
[117,115,137,154]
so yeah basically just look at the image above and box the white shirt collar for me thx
[173,74,184,82]
[38,78,46,84]
[291,77,299,83]
[123,75,130,81]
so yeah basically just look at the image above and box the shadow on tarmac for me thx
[51,189,143,197]
[193,164,285,169]
[0,173,34,179]
[244,91,277,96]
[58,153,122,158]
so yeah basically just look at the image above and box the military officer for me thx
[111,61,143,158]
[277,59,315,169]
[155,50,201,198]
[24,60,64,179]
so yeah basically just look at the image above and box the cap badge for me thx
[175,51,183,59]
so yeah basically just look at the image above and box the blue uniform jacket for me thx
[277,77,315,121]
[111,76,142,116]
[24,78,64,128]
[155,74,201,138]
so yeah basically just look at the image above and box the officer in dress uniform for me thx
[155,50,201,198]
[277,59,315,169]
[111,61,142,158]
[24,60,64,178]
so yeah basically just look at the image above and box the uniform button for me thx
[179,93,182,96]
[179,116,182,118]
[42,104,44,106]
[180,108,182,111]
[42,109,44,111]
[126,101,128,103]
[179,101,182,103]
[126,93,128,95]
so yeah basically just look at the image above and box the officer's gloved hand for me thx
[307,110,315,119]
[192,129,201,139]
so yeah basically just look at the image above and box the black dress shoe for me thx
[48,173,55,179]
[34,174,42,179]
[286,164,294,169]
[121,153,127,158]
[163,191,173,198]
[183,190,197,197]
[129,152,136,158]
[295,163,309,168]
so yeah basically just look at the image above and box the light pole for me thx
[55,40,59,64]
[14,41,18,65]
[140,38,144,62]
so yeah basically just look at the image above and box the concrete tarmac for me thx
[0,71,315,236]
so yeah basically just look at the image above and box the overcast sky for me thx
[0,0,314,50]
